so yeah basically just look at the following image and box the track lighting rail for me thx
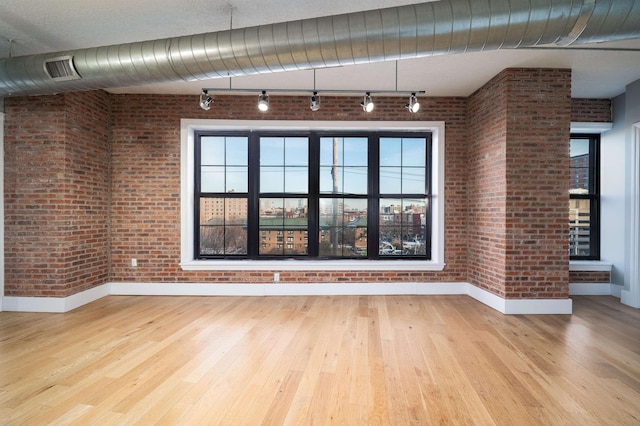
[199,89,425,113]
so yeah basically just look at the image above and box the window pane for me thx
[260,198,308,255]
[569,198,591,257]
[343,167,367,194]
[199,226,247,255]
[381,137,427,194]
[402,167,425,194]
[379,198,426,256]
[225,199,248,225]
[319,198,367,257]
[201,166,225,193]
[226,166,248,193]
[226,137,248,166]
[200,226,224,255]
[261,138,284,165]
[570,138,590,193]
[402,138,426,167]
[285,138,308,166]
[380,138,401,166]
[224,226,248,255]
[201,197,248,226]
[285,167,308,193]
[380,167,401,194]
[201,166,247,193]
[261,167,284,193]
[320,166,343,193]
[320,137,344,166]
[261,137,309,194]
[200,136,248,193]
[200,198,225,225]
[199,198,248,256]
[201,136,225,165]
[343,138,368,166]
[320,137,367,195]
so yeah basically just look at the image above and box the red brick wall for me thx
[467,69,571,299]
[504,69,571,299]
[569,271,611,283]
[466,68,508,297]
[4,69,608,298]
[109,94,469,284]
[571,98,612,122]
[4,91,111,296]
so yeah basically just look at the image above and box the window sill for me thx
[569,261,613,272]
[181,259,446,271]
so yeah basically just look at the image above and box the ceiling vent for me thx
[44,56,81,81]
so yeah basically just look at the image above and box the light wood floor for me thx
[1,295,639,425]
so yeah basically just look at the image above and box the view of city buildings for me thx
[569,151,591,256]
[199,197,426,256]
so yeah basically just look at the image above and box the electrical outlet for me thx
[131,258,137,267]
[274,273,280,282]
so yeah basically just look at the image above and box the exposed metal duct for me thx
[0,0,639,97]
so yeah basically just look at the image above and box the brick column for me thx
[4,91,111,297]
[468,69,571,299]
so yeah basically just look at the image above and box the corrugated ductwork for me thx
[0,0,639,97]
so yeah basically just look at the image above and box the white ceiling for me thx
[1,0,639,99]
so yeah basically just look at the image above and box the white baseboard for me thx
[2,281,574,314]
[621,289,640,308]
[111,282,470,297]
[1,284,111,313]
[111,282,266,296]
[464,284,573,315]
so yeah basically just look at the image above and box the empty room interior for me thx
[1,0,640,424]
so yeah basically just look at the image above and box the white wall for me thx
[622,79,640,307]
[601,95,627,287]
[0,111,4,311]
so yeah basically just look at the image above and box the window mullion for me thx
[368,134,380,260]
[194,133,203,258]
[425,135,433,259]
[247,132,260,258]
[308,133,320,257]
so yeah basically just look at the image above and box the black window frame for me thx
[569,133,600,260]
[195,130,432,261]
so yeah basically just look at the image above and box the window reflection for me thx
[380,137,426,194]
[196,131,432,260]
[570,138,590,193]
[320,137,368,194]
[261,137,308,193]
[379,198,426,256]
[259,198,308,255]
[319,198,367,257]
[200,136,248,193]
[199,198,248,255]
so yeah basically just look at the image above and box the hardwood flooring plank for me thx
[1,295,640,424]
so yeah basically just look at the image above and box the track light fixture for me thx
[406,93,420,113]
[310,91,321,111]
[257,90,269,112]
[199,89,213,111]
[199,88,425,112]
[361,92,374,113]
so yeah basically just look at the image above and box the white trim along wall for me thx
[180,119,446,271]
[2,282,573,315]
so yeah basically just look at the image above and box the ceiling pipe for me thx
[0,0,638,97]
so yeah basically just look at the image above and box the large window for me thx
[195,131,432,260]
[569,134,600,260]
